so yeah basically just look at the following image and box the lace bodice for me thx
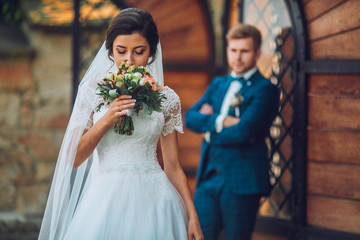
[90,87,183,172]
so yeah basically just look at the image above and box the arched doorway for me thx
[226,0,307,238]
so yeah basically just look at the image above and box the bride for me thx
[38,8,203,240]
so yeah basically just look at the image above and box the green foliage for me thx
[0,0,23,25]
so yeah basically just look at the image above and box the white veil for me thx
[38,41,164,239]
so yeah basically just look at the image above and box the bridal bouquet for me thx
[96,59,166,135]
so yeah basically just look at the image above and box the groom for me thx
[185,24,279,240]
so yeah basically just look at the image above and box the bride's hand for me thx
[187,216,204,240]
[102,95,135,126]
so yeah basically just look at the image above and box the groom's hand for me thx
[199,103,213,115]
[223,115,240,128]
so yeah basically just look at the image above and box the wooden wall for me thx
[303,0,360,234]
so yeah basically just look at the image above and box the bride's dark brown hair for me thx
[105,8,159,64]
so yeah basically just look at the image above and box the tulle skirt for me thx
[63,169,188,240]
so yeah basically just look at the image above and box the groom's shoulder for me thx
[211,74,228,85]
[253,71,275,87]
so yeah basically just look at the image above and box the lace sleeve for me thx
[84,93,104,130]
[162,88,184,136]
[85,111,94,130]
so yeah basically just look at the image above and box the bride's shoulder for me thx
[160,86,179,100]
[159,86,181,110]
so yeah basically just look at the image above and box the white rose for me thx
[133,72,142,80]
[106,73,114,79]
[109,89,117,98]
[139,78,145,86]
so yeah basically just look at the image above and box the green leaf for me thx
[153,105,161,112]
[142,103,149,116]
[119,84,128,95]
[96,102,104,112]
[148,105,153,115]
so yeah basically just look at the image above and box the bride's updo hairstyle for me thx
[105,8,159,64]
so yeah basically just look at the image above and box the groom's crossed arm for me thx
[185,78,227,134]
[210,83,279,146]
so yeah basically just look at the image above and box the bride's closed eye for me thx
[135,50,145,55]
[116,50,145,55]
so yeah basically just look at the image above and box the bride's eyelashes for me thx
[116,47,146,56]
[116,51,145,55]
[135,50,145,55]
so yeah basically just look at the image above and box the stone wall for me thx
[0,25,71,238]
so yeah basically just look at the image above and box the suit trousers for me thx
[194,172,261,240]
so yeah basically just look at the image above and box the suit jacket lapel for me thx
[239,70,261,95]
[215,74,232,113]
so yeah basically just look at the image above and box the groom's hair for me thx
[226,24,262,50]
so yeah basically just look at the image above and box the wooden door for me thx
[122,0,215,192]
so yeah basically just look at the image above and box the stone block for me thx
[0,134,12,151]
[30,32,71,103]
[0,212,26,232]
[0,212,40,239]
[30,32,71,69]
[21,106,33,128]
[16,130,60,162]
[34,104,70,129]
[33,66,71,101]
[36,161,56,182]
[0,151,35,185]
[0,179,16,210]
[0,93,21,128]
[16,184,49,215]
[23,91,40,107]
[0,61,34,92]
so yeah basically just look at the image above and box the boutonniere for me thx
[230,92,244,108]
[230,92,244,117]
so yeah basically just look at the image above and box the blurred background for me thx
[0,0,359,239]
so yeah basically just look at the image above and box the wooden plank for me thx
[310,28,360,59]
[308,162,360,200]
[252,232,286,240]
[308,74,360,95]
[164,71,209,89]
[177,88,207,110]
[229,0,239,27]
[178,129,203,150]
[156,3,210,62]
[304,0,346,22]
[307,0,360,41]
[302,0,312,5]
[308,94,360,129]
[163,71,209,110]
[307,195,360,234]
[179,147,200,169]
[126,0,212,62]
[308,129,360,165]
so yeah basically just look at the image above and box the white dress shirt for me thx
[204,67,257,142]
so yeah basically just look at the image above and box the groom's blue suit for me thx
[185,70,279,240]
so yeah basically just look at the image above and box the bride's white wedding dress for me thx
[63,87,188,239]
